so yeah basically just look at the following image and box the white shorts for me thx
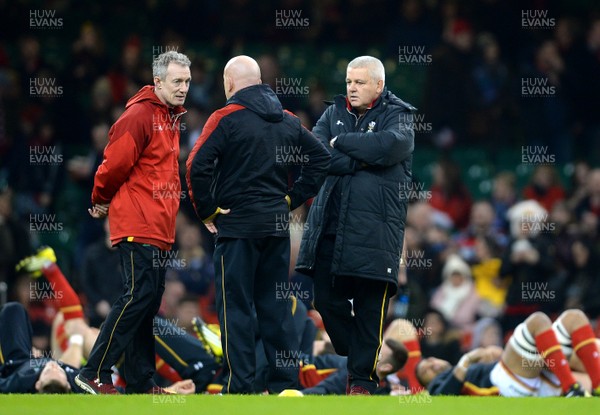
[489,361,561,397]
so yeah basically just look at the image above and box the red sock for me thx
[400,339,424,393]
[535,328,576,392]
[156,356,183,383]
[572,324,600,389]
[41,263,84,320]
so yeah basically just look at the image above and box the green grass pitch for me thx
[2,395,598,415]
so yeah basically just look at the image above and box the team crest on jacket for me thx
[367,121,376,132]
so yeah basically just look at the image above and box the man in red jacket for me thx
[75,51,191,394]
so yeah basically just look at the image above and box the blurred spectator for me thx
[0,184,31,286]
[419,308,462,365]
[166,223,214,297]
[106,35,145,104]
[187,59,216,110]
[565,160,591,212]
[565,238,600,319]
[469,32,511,146]
[520,40,572,163]
[79,219,121,328]
[70,23,109,108]
[574,168,600,225]
[568,18,600,164]
[428,159,473,230]
[159,277,186,320]
[471,235,506,318]
[7,117,63,225]
[548,201,579,294]
[424,18,476,147]
[174,294,200,332]
[522,165,566,212]
[406,202,453,295]
[454,200,507,263]
[490,171,517,234]
[386,0,439,58]
[500,200,556,333]
[469,317,503,350]
[430,254,480,331]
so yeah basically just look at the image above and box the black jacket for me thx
[295,89,415,292]
[428,362,498,396]
[186,84,330,238]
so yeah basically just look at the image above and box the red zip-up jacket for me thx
[92,85,186,250]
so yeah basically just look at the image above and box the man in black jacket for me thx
[186,55,330,394]
[296,55,415,395]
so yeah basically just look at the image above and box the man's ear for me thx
[154,76,162,89]
[35,379,41,392]
[376,79,384,94]
[225,75,234,94]
[379,362,394,376]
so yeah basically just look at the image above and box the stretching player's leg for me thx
[553,309,600,395]
[503,311,583,395]
[17,247,95,360]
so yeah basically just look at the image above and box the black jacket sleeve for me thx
[427,368,463,395]
[188,118,227,221]
[287,122,331,210]
[312,106,358,176]
[335,106,414,167]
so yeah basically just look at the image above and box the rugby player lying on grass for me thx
[415,309,600,397]
[11,246,321,394]
[4,246,210,394]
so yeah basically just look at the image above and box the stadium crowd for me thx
[1,0,600,395]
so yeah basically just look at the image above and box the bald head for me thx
[223,55,262,99]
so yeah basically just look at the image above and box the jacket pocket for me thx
[379,185,387,220]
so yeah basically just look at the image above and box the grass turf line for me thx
[2,395,598,415]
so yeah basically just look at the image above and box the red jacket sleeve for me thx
[91,106,149,204]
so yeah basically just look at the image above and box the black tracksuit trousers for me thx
[214,236,299,394]
[80,242,165,392]
[312,235,392,394]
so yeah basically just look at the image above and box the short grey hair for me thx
[347,56,385,83]
[153,51,191,80]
